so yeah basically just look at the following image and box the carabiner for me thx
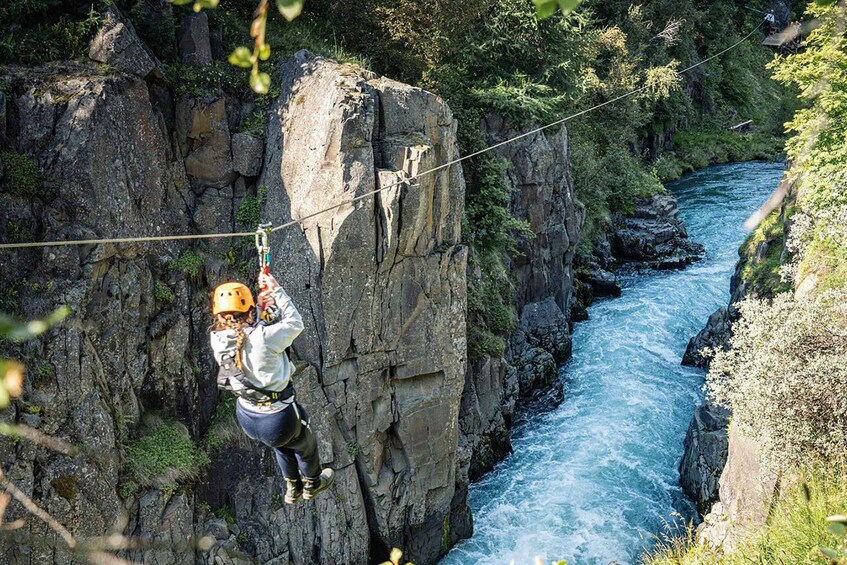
[255,223,272,274]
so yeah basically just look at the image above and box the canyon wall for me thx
[459,116,584,481]
[0,10,470,563]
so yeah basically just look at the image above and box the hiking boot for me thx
[303,468,334,500]
[284,478,303,504]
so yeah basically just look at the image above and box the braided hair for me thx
[213,311,252,369]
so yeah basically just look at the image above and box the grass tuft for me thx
[122,423,210,498]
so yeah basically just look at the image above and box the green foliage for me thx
[707,290,847,470]
[346,442,359,458]
[821,514,847,563]
[462,156,528,363]
[166,61,248,97]
[32,360,55,380]
[128,0,176,60]
[5,221,35,245]
[238,111,267,137]
[464,157,532,255]
[153,281,175,305]
[644,467,847,564]
[571,140,664,249]
[532,0,581,19]
[468,79,569,128]
[0,3,101,65]
[213,504,236,524]
[770,2,847,294]
[467,255,517,361]
[170,250,204,280]
[205,395,246,449]
[739,209,793,296]
[0,151,50,198]
[213,245,253,281]
[50,474,77,501]
[236,196,262,227]
[666,128,784,178]
[122,423,210,497]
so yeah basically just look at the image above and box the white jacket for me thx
[210,286,304,396]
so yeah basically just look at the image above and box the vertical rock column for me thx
[459,115,584,481]
[260,52,469,563]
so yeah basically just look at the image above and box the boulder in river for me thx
[613,193,705,269]
[584,260,621,298]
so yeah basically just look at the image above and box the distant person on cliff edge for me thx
[209,272,334,504]
[765,10,777,36]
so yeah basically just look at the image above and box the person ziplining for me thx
[209,227,334,504]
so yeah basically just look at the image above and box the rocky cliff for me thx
[459,116,583,480]
[696,424,779,552]
[255,52,470,562]
[679,186,793,547]
[0,10,470,563]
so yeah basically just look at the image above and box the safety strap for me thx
[255,223,273,323]
[217,354,294,403]
[292,402,310,430]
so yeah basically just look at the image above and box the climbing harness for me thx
[218,351,309,427]
[255,223,273,322]
[0,19,766,252]
[217,351,295,404]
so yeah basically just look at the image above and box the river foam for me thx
[442,161,784,565]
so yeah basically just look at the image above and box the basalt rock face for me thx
[459,116,583,480]
[682,306,736,368]
[697,424,779,552]
[613,193,705,269]
[0,45,468,565]
[257,51,470,563]
[679,404,731,513]
[89,5,164,79]
[0,64,199,565]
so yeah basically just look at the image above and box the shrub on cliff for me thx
[0,0,102,65]
[644,466,847,564]
[770,1,847,294]
[122,422,210,497]
[706,290,847,469]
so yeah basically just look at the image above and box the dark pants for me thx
[235,400,321,480]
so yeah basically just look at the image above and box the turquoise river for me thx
[442,161,784,565]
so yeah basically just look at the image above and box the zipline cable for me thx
[0,20,764,251]
[271,20,765,235]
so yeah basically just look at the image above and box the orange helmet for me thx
[212,282,255,315]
